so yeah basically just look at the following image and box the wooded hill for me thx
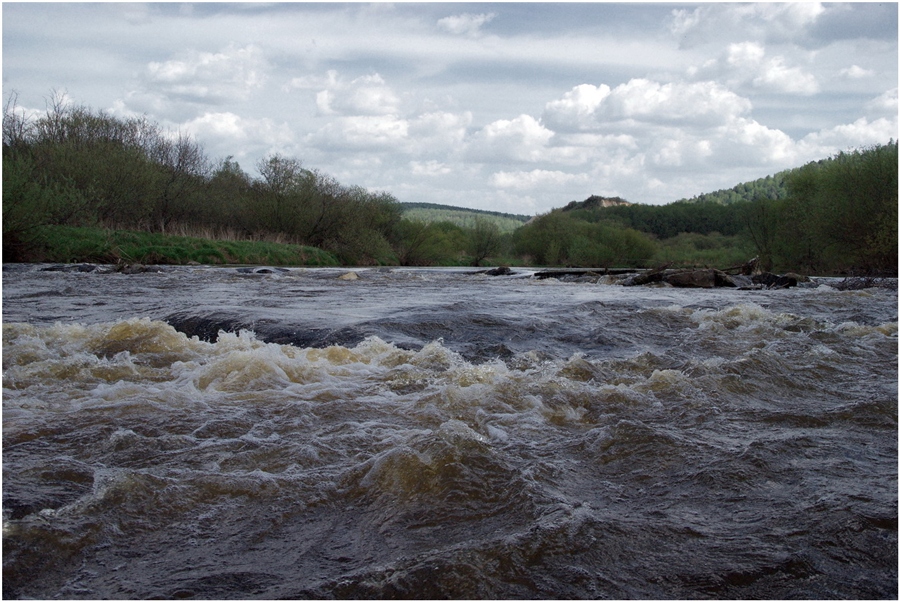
[3,92,895,274]
[400,203,530,234]
[521,143,896,275]
[676,172,789,205]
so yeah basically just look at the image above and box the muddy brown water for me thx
[2,264,897,598]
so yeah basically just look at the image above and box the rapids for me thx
[2,264,897,598]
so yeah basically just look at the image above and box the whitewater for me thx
[2,264,896,598]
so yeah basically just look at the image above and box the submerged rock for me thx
[664,269,718,288]
[338,271,359,281]
[752,272,798,289]
[622,265,809,290]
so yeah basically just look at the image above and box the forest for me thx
[3,93,897,275]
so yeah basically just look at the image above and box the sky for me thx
[2,2,897,215]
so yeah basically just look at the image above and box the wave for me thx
[3,301,896,598]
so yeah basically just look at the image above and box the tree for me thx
[744,198,780,271]
[468,217,502,266]
[145,131,210,232]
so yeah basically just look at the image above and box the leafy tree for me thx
[468,216,502,266]
[145,131,210,232]
[779,142,897,274]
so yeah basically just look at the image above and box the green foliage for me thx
[468,217,503,266]
[3,94,402,267]
[2,153,88,261]
[6,92,893,274]
[677,172,789,205]
[758,142,898,274]
[587,199,750,239]
[401,203,528,234]
[39,226,339,266]
[390,219,468,266]
[513,211,656,268]
[654,232,755,269]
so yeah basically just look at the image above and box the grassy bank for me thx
[32,226,340,267]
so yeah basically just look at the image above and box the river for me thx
[2,263,897,599]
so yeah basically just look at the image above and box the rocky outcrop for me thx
[751,272,799,289]
[470,266,516,276]
[621,265,807,289]
[664,269,719,288]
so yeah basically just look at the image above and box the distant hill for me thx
[560,195,631,212]
[400,202,531,234]
[676,172,790,205]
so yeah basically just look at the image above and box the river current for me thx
[2,264,897,599]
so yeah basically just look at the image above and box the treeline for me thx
[677,172,789,205]
[2,94,408,265]
[3,93,896,274]
[746,142,897,274]
[400,204,528,234]
[3,94,513,266]
[513,142,896,275]
[401,202,531,222]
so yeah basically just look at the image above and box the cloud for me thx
[669,3,826,48]
[841,65,874,79]
[302,73,473,155]
[543,79,751,132]
[467,114,555,163]
[6,2,891,211]
[725,41,766,68]
[751,56,819,95]
[692,42,819,95]
[542,84,611,131]
[800,116,898,153]
[408,110,472,152]
[867,88,899,115]
[182,111,294,164]
[313,72,401,117]
[604,79,752,124]
[489,169,590,191]
[144,44,267,104]
[437,12,496,37]
[308,115,409,151]
[410,160,452,176]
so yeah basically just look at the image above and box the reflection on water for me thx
[3,265,897,599]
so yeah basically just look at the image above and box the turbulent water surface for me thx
[2,264,897,599]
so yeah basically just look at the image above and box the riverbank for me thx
[33,225,340,267]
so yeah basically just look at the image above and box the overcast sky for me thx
[3,2,897,214]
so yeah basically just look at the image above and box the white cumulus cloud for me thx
[411,160,453,176]
[437,12,496,37]
[867,88,899,115]
[313,72,401,117]
[309,114,409,151]
[544,79,751,131]
[542,84,611,131]
[489,169,590,190]
[752,56,819,95]
[468,114,555,163]
[841,65,874,79]
[182,111,294,164]
[670,3,826,47]
[693,42,819,95]
[144,44,267,103]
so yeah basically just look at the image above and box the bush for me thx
[2,153,88,261]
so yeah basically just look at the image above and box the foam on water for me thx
[3,267,896,599]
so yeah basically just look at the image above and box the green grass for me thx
[38,226,339,266]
